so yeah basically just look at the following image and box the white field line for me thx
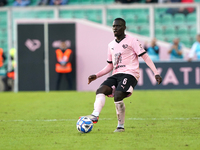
[1,118,200,122]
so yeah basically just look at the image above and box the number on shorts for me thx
[123,78,127,85]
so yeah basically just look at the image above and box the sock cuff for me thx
[114,100,124,104]
[96,93,105,98]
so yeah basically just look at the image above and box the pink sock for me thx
[92,94,105,116]
[115,101,125,127]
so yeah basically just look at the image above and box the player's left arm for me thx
[132,38,162,84]
[141,53,162,84]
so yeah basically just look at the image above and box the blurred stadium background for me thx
[0,0,200,91]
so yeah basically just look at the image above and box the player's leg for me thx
[84,76,117,123]
[91,85,112,117]
[113,74,138,132]
[114,91,129,132]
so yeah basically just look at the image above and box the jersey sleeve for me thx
[132,38,146,57]
[107,46,112,63]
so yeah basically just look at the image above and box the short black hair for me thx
[114,18,126,26]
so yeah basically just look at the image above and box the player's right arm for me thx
[88,63,113,84]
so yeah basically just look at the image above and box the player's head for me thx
[196,34,200,42]
[112,18,126,37]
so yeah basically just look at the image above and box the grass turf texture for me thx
[0,90,200,150]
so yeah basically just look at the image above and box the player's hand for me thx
[88,75,97,84]
[155,75,162,85]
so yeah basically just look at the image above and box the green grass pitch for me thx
[0,90,200,150]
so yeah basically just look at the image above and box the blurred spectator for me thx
[188,34,200,61]
[158,0,169,3]
[13,0,30,6]
[144,38,160,61]
[181,0,195,14]
[145,0,158,3]
[0,48,6,68]
[0,0,7,6]
[49,0,68,5]
[37,0,49,5]
[2,48,16,91]
[168,38,184,60]
[115,0,140,3]
[166,0,194,16]
[55,41,73,90]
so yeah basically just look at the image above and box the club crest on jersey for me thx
[122,44,128,49]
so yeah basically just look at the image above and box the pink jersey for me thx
[107,35,146,80]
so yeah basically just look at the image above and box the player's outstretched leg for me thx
[81,85,112,124]
[113,91,129,132]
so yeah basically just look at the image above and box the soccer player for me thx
[84,18,162,132]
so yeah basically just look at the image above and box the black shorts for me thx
[101,73,137,93]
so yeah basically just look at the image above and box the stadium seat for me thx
[73,10,86,18]
[186,13,196,25]
[7,0,14,5]
[126,20,135,26]
[165,35,176,42]
[68,0,81,5]
[160,14,173,25]
[179,36,192,48]
[86,10,102,23]
[31,0,38,5]
[104,0,114,4]
[121,9,134,16]
[155,26,163,36]
[189,27,197,36]
[164,26,176,36]
[59,10,74,18]
[177,26,188,36]
[154,14,161,25]
[173,13,185,25]
[93,0,105,4]
[81,0,92,5]
[127,26,139,34]
[107,9,123,19]
[155,8,167,14]
[134,14,148,26]
[156,35,166,41]
[124,14,135,23]
[138,27,149,36]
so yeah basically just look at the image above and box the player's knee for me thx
[96,85,112,95]
[114,91,128,102]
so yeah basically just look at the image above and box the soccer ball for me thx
[76,117,93,133]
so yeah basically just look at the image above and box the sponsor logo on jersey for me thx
[114,53,122,65]
[115,65,126,70]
